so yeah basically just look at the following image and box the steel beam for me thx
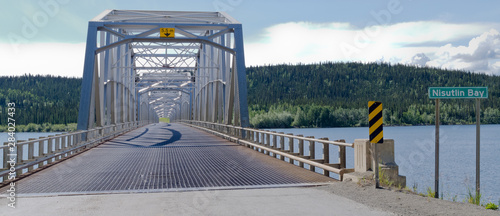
[233,25,250,127]
[77,23,98,131]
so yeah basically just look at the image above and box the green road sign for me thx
[428,87,488,99]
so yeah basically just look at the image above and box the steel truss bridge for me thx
[77,10,250,131]
[1,10,379,203]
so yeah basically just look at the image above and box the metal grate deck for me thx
[2,123,334,195]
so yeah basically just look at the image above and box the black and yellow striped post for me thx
[369,101,383,143]
[368,101,383,188]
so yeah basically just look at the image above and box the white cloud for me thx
[245,21,500,74]
[377,21,490,45]
[493,61,500,71]
[410,53,430,67]
[0,42,85,77]
[426,29,500,74]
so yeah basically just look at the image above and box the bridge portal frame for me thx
[77,10,250,132]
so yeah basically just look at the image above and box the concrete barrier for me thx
[344,139,406,187]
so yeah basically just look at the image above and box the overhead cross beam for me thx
[77,10,250,133]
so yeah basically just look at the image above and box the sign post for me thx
[428,87,487,198]
[435,98,440,198]
[369,101,383,188]
[476,98,480,196]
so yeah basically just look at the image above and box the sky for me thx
[1,0,499,77]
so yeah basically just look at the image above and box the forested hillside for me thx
[247,62,500,128]
[0,75,81,130]
[1,62,500,131]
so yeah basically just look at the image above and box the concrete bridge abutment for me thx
[344,139,406,188]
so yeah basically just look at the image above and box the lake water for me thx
[1,127,499,203]
[271,124,500,203]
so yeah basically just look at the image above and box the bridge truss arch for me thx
[77,10,250,131]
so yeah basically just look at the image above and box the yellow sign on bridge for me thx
[160,28,175,38]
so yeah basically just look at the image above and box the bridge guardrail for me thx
[181,120,355,180]
[0,120,152,185]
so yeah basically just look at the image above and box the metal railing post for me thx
[321,138,330,176]
[28,138,36,161]
[38,138,46,168]
[279,132,285,161]
[297,135,304,168]
[3,142,9,170]
[307,136,315,171]
[260,132,265,153]
[16,140,25,176]
[337,139,346,169]
[266,131,271,156]
[288,134,294,164]
[28,139,36,172]
[272,131,277,158]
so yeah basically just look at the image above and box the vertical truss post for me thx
[233,25,249,128]
[94,54,104,127]
[116,44,122,124]
[104,33,111,125]
[88,55,97,128]
[225,55,236,125]
[77,22,99,131]
[96,31,106,127]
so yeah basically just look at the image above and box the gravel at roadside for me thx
[316,181,499,216]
